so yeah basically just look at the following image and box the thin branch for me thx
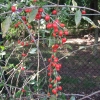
[79,90,100,100]
[17,14,47,70]
[59,43,100,61]
[1,4,100,16]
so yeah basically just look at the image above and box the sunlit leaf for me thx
[1,16,12,36]
[0,46,5,50]
[48,37,55,47]
[72,0,77,6]
[49,95,56,100]
[79,46,85,50]
[0,51,6,56]
[29,48,37,54]
[75,9,82,28]
[71,0,77,11]
[82,16,97,28]
[15,90,21,97]
[0,82,4,88]
[70,96,76,100]
[28,9,38,23]
[66,44,73,50]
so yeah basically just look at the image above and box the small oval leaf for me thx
[1,16,12,36]
[28,9,38,23]
[29,48,37,54]
[70,96,76,100]
[75,9,82,28]
[82,16,97,28]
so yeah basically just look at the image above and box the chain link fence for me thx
[57,39,100,99]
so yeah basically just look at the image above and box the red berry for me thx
[51,62,56,67]
[52,49,57,52]
[11,6,16,12]
[52,44,59,49]
[56,76,61,81]
[21,89,26,93]
[24,21,27,24]
[17,21,21,25]
[33,0,37,2]
[49,78,52,82]
[54,28,58,33]
[46,23,52,29]
[38,8,43,13]
[54,79,57,84]
[31,39,34,43]
[60,23,65,27]
[47,92,50,96]
[52,33,56,37]
[48,84,53,88]
[35,13,42,20]
[21,16,26,21]
[55,64,60,70]
[62,37,67,43]
[54,57,58,62]
[45,15,50,21]
[28,25,32,29]
[52,10,57,15]
[58,63,62,69]
[58,86,62,91]
[25,42,29,46]
[14,24,19,28]
[54,19,60,24]
[51,55,55,59]
[82,10,86,14]
[48,72,52,76]
[22,53,27,57]
[52,23,58,29]
[64,30,69,35]
[58,30,63,37]
[48,58,51,62]
[52,89,57,95]
[21,67,25,71]
[25,8,32,13]
[21,42,24,46]
[17,40,21,44]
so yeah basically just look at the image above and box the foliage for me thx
[0,0,100,99]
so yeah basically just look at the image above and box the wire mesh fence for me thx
[57,40,100,99]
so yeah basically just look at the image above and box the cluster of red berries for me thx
[46,19,69,45]
[33,8,69,95]
[11,6,69,95]
[47,54,63,95]
[17,39,34,57]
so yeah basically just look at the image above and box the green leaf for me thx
[59,93,66,100]
[1,16,12,36]
[79,46,85,50]
[70,96,76,100]
[66,44,73,50]
[29,80,36,85]
[49,95,56,100]
[29,48,37,54]
[71,0,77,11]
[40,97,47,100]
[28,9,38,23]
[82,16,97,28]
[72,0,77,6]
[29,74,37,84]
[48,37,55,47]
[0,0,4,3]
[0,46,5,50]
[15,90,21,97]
[0,82,4,88]
[75,9,82,28]
[0,51,6,56]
